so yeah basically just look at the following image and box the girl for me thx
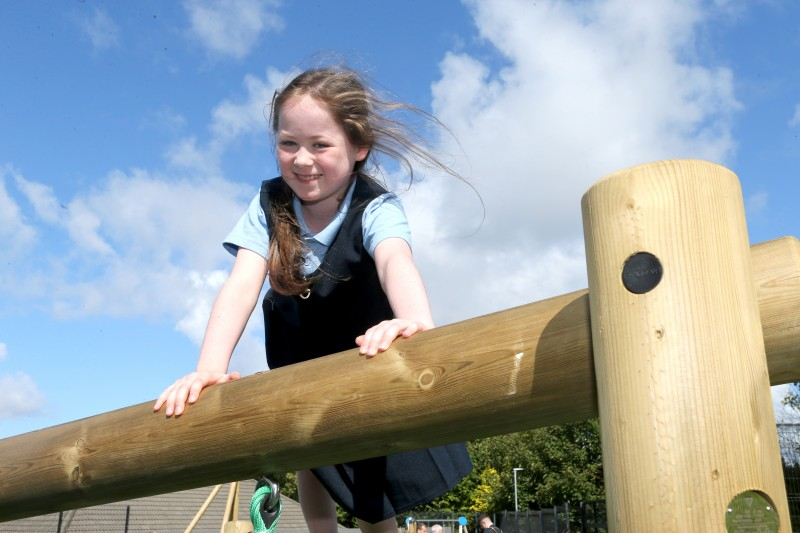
[154,66,472,533]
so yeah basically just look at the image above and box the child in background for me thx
[154,65,472,533]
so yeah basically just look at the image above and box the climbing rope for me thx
[250,477,282,533]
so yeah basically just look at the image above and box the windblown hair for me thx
[266,66,463,296]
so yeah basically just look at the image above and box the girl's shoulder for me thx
[362,192,411,255]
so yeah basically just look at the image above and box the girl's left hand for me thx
[356,318,429,357]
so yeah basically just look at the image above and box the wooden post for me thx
[582,159,789,531]
[0,236,797,521]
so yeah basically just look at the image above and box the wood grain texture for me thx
[0,219,797,519]
[753,236,800,386]
[582,159,790,532]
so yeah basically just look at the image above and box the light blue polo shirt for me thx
[223,180,411,275]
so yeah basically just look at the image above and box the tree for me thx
[783,383,800,411]
[472,420,604,510]
[417,419,605,513]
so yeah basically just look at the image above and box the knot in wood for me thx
[418,368,438,390]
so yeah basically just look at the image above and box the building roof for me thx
[0,479,336,533]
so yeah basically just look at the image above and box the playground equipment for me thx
[582,160,790,530]
[0,160,797,530]
[183,482,251,533]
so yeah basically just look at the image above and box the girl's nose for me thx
[294,147,312,167]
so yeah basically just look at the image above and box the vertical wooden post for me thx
[581,159,789,531]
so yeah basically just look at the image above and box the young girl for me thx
[154,66,472,533]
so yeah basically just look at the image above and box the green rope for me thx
[250,480,282,533]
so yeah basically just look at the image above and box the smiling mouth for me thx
[295,173,322,182]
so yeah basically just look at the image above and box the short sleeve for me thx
[362,193,411,257]
[223,191,269,258]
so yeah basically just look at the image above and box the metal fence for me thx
[494,508,572,533]
[779,423,800,531]
[577,500,606,533]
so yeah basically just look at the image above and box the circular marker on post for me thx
[622,252,663,294]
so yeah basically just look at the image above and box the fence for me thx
[779,423,800,531]
[496,509,571,533]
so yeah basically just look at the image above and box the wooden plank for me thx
[0,235,797,523]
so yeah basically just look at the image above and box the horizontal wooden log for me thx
[752,236,800,384]
[0,236,797,523]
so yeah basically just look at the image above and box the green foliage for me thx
[472,467,502,512]
[414,420,605,514]
[336,507,359,528]
[466,420,605,510]
[782,383,800,410]
[262,471,298,500]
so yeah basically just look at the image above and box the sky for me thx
[0,0,798,441]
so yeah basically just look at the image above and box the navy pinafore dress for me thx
[260,176,472,523]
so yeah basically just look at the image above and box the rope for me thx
[250,478,282,533]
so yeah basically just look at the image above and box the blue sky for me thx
[0,0,798,440]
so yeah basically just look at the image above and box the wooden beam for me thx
[0,236,797,522]
[582,160,789,531]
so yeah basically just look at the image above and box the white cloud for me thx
[78,8,121,51]
[167,67,285,174]
[790,103,800,128]
[746,191,769,217]
[3,168,246,322]
[8,165,268,372]
[398,0,742,325]
[772,384,798,423]
[12,172,63,224]
[174,269,229,345]
[166,136,222,176]
[0,67,292,375]
[13,174,115,257]
[0,170,50,307]
[0,372,46,421]
[210,68,286,142]
[0,343,6,361]
[183,0,283,60]
[141,107,188,136]
[48,171,250,317]
[0,166,38,258]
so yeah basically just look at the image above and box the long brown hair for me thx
[266,66,465,296]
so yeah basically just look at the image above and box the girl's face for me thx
[277,94,369,214]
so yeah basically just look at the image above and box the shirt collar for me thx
[293,179,357,247]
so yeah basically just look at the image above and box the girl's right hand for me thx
[153,370,241,417]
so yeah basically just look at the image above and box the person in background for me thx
[479,515,501,533]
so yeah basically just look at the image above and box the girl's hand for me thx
[356,318,429,357]
[153,370,241,417]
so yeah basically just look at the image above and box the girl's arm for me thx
[356,237,434,357]
[153,248,268,416]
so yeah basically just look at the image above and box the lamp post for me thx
[513,468,524,512]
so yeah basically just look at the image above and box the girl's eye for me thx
[279,140,296,147]
[313,143,329,149]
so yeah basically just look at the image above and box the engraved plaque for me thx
[621,251,663,294]
[726,491,779,532]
